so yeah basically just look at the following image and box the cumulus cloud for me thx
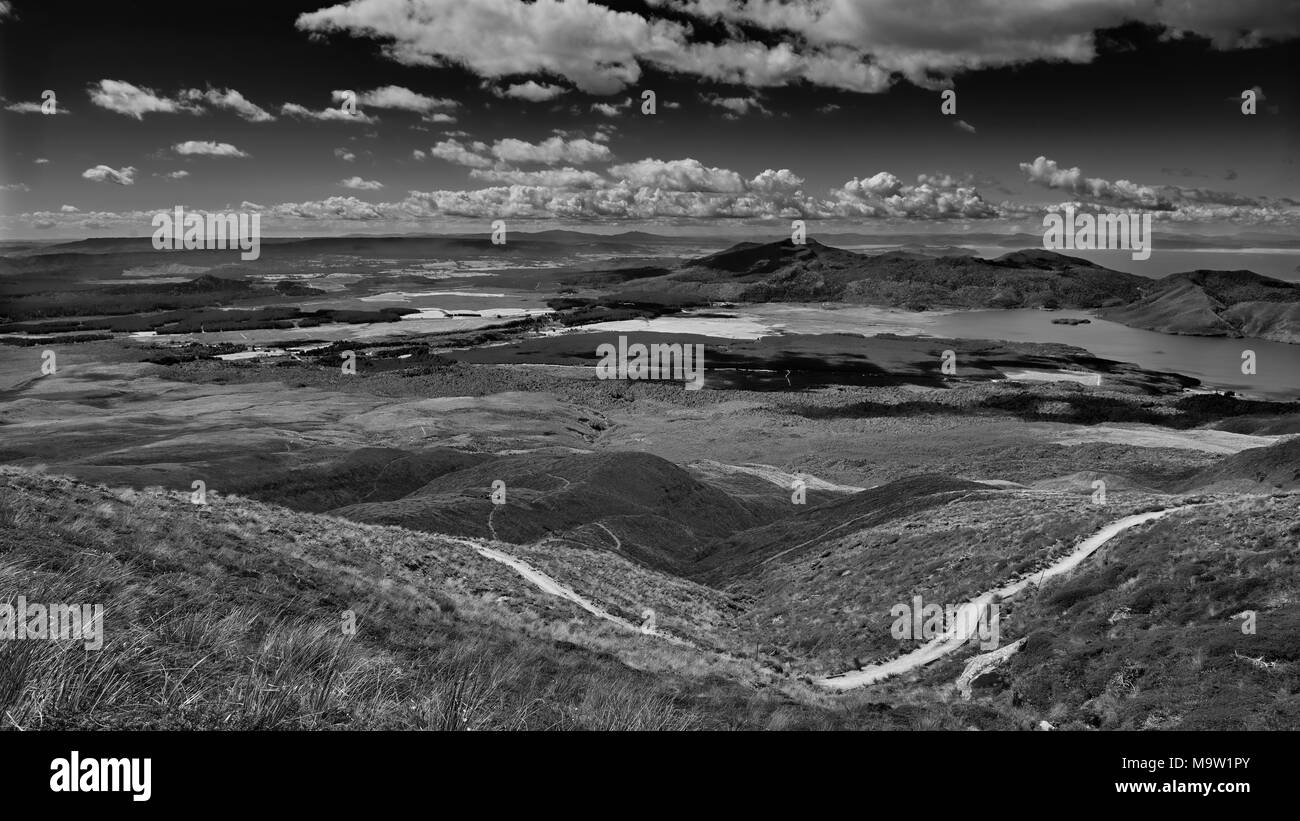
[347,85,458,115]
[172,140,249,158]
[470,167,606,189]
[702,93,769,118]
[163,170,190,179]
[653,0,1300,84]
[491,135,611,165]
[1020,156,1298,223]
[20,149,1296,234]
[1,182,30,192]
[335,147,357,161]
[86,81,274,121]
[294,0,1300,96]
[608,158,745,192]
[430,138,493,167]
[60,204,78,212]
[830,171,998,219]
[340,176,384,190]
[412,149,427,160]
[591,98,633,117]
[251,195,389,221]
[81,165,136,185]
[181,87,276,122]
[88,80,199,119]
[430,133,612,167]
[494,81,568,102]
[954,119,977,134]
[34,158,50,164]
[281,101,378,123]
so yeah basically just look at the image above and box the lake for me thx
[592,304,1300,400]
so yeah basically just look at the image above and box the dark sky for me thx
[1,0,1296,237]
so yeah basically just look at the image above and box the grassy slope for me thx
[0,468,758,729]
[967,496,1300,729]
[0,467,1029,730]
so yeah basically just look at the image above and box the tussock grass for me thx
[0,468,892,730]
[0,471,727,730]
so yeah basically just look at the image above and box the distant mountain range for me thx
[6,231,1300,343]
[603,238,1300,343]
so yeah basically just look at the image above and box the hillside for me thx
[333,450,790,573]
[0,467,749,730]
[963,495,1300,729]
[1182,436,1300,492]
[1102,269,1300,343]
[583,239,1300,344]
[610,239,1147,309]
[3,461,1295,731]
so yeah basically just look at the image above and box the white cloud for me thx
[346,85,458,114]
[34,158,50,164]
[429,134,610,167]
[281,101,378,123]
[654,0,1300,85]
[470,166,606,189]
[491,135,611,165]
[340,176,385,190]
[702,93,769,118]
[412,149,427,160]
[335,147,357,162]
[296,0,1300,96]
[1021,155,1279,212]
[608,158,745,192]
[1,182,30,192]
[172,140,250,158]
[494,81,568,102]
[430,138,493,167]
[5,100,69,115]
[163,170,190,180]
[591,97,632,117]
[81,165,136,185]
[253,195,389,221]
[954,119,976,134]
[181,87,276,122]
[60,204,78,212]
[88,80,198,119]
[829,171,997,219]
[1020,156,1172,208]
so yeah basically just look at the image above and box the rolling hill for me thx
[332,450,794,573]
[607,239,1149,309]
[1102,269,1300,343]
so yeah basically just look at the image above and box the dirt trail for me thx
[446,536,696,648]
[815,504,1201,691]
[691,459,868,493]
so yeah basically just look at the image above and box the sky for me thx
[0,0,1297,238]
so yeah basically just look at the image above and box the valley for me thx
[2,231,1299,730]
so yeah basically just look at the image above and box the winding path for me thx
[815,504,1201,691]
[447,536,696,648]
